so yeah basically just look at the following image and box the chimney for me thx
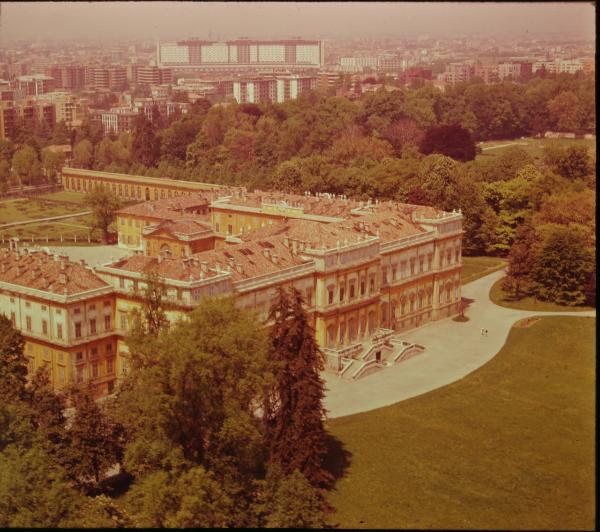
[79,259,86,266]
[235,262,243,274]
[291,239,298,254]
[215,261,222,273]
[262,249,270,259]
[283,237,290,247]
[200,261,208,273]
[58,272,67,284]
[16,265,22,276]
[271,252,278,264]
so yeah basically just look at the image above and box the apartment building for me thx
[16,74,55,96]
[36,91,86,127]
[90,66,128,91]
[135,66,173,85]
[0,101,17,140]
[47,65,86,90]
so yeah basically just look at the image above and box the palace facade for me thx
[1,170,463,396]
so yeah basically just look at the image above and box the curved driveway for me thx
[323,269,596,419]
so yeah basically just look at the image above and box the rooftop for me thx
[0,248,108,296]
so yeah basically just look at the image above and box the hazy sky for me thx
[0,2,595,42]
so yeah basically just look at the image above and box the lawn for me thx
[461,256,507,285]
[489,276,595,312]
[476,137,596,166]
[36,190,88,204]
[0,198,88,225]
[326,316,595,529]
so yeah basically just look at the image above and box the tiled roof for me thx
[116,194,213,220]
[0,249,108,296]
[192,238,309,281]
[104,253,220,282]
[146,218,213,237]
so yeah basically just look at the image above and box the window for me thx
[75,322,81,338]
[339,285,345,302]
[107,380,115,394]
[106,343,113,354]
[73,307,81,315]
[447,250,452,265]
[107,358,114,374]
[419,257,424,273]
[10,297,14,303]
[400,261,407,277]
[57,324,63,339]
[427,254,433,271]
[455,248,460,263]
[41,305,47,311]
[227,224,233,235]
[360,278,366,296]
[58,366,65,385]
[25,301,31,308]
[104,315,111,330]
[10,312,16,326]
[92,363,99,378]
[215,222,220,233]
[305,287,313,306]
[328,286,334,305]
[381,267,387,286]
[77,366,84,383]
[88,303,96,312]
[26,316,32,331]
[392,265,397,281]
[120,313,128,330]
[369,275,375,294]
[349,281,356,299]
[103,300,111,308]
[76,351,84,362]
[120,218,125,226]
[91,347,98,358]
[90,319,96,335]
[119,277,125,289]
[56,308,62,315]
[410,259,415,275]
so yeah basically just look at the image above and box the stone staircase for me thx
[324,328,426,381]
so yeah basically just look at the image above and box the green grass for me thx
[489,276,595,312]
[476,137,596,166]
[461,256,507,285]
[0,198,88,225]
[35,191,88,204]
[326,316,595,529]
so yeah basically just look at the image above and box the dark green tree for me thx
[529,225,595,305]
[265,287,333,488]
[419,124,476,162]
[502,223,538,299]
[0,315,27,402]
[131,115,160,168]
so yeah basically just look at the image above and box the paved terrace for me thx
[323,269,596,419]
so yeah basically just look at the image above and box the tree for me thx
[419,124,476,162]
[274,160,303,193]
[543,144,592,181]
[84,186,122,243]
[65,386,124,489]
[51,120,71,145]
[73,139,94,169]
[547,90,581,132]
[418,154,460,210]
[265,288,333,488]
[529,225,595,305]
[503,224,538,299]
[116,296,271,525]
[11,145,39,188]
[41,149,66,182]
[263,469,329,528]
[124,467,234,528]
[0,315,27,402]
[131,116,160,168]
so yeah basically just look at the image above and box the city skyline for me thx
[0,1,595,42]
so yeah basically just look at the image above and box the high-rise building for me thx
[47,65,86,90]
[16,74,55,96]
[135,66,173,86]
[90,66,128,90]
[0,101,17,140]
[157,39,324,72]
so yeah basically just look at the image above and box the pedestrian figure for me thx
[484,328,489,336]
[480,328,484,336]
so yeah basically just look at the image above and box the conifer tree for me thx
[0,315,27,402]
[265,287,333,488]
